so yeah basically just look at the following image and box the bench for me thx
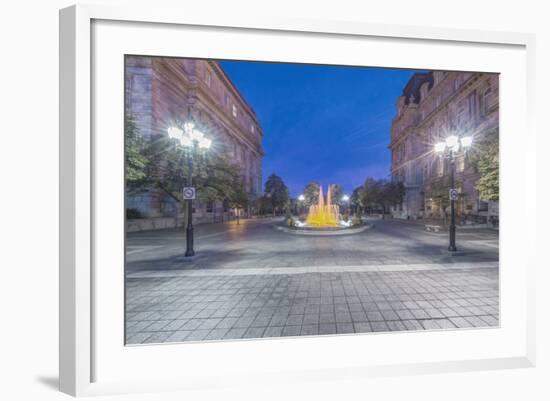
[425,224,441,232]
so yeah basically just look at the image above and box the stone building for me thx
[125,56,263,230]
[389,70,499,222]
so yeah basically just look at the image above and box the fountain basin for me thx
[274,223,373,236]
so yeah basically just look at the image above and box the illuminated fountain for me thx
[306,185,340,227]
[275,183,371,235]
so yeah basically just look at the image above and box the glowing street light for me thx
[460,136,473,148]
[341,194,350,215]
[297,194,306,215]
[434,141,446,154]
[167,121,212,258]
[169,122,211,150]
[434,135,473,155]
[433,134,473,253]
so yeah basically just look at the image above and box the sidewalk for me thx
[378,216,498,231]
[126,263,499,344]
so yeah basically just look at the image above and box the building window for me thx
[206,201,214,213]
[467,90,478,121]
[422,165,428,184]
[205,70,211,87]
[224,93,229,107]
[250,124,255,134]
[232,104,237,118]
[435,96,441,108]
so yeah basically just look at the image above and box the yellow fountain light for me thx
[306,184,340,227]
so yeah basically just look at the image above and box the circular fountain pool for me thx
[274,184,373,236]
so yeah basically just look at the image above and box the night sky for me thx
[219,60,419,197]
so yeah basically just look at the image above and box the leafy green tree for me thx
[329,184,344,206]
[228,178,249,224]
[470,129,499,201]
[143,134,246,215]
[426,175,464,222]
[264,174,290,215]
[350,186,366,214]
[380,181,405,212]
[356,179,404,215]
[256,195,271,216]
[302,181,320,208]
[125,116,148,188]
[361,178,383,212]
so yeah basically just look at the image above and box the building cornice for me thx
[207,61,261,129]
[193,88,263,156]
[157,58,264,158]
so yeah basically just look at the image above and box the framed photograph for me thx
[59,4,536,397]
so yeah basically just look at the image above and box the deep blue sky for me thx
[220,60,418,197]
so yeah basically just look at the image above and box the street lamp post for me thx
[185,142,195,257]
[448,149,457,251]
[434,134,473,253]
[168,121,212,258]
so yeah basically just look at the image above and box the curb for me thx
[274,224,373,236]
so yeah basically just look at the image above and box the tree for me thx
[142,134,246,218]
[356,179,404,215]
[362,178,383,212]
[380,181,405,212]
[264,174,289,215]
[125,116,148,188]
[350,186,366,214]
[302,181,320,208]
[228,178,249,225]
[255,195,269,216]
[426,175,464,222]
[470,129,499,201]
[329,184,344,206]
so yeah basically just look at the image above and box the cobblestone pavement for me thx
[125,218,499,344]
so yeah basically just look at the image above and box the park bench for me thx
[425,224,441,232]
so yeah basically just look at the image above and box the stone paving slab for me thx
[125,267,499,345]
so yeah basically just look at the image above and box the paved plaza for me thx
[125,218,499,344]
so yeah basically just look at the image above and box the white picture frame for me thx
[59,4,536,397]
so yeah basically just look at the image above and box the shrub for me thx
[351,214,362,227]
[126,208,142,219]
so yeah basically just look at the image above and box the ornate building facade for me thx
[125,56,263,230]
[389,70,499,222]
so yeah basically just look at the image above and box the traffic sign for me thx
[183,187,196,200]
[449,188,459,201]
